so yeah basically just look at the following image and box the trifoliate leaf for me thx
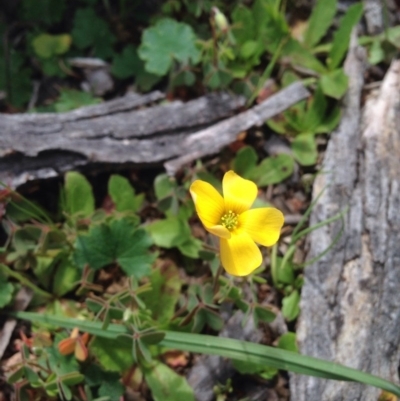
[112,45,141,79]
[291,134,318,166]
[232,146,258,178]
[320,69,349,99]
[32,34,72,59]
[89,336,133,372]
[74,219,155,278]
[140,263,181,324]
[138,18,200,76]
[72,8,116,58]
[249,154,294,186]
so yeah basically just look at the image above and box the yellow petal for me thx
[220,230,262,276]
[239,208,284,247]
[222,170,257,214]
[206,225,231,239]
[190,180,225,228]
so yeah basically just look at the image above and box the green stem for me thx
[0,264,53,300]
[247,36,288,107]
[213,264,224,294]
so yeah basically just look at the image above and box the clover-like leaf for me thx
[72,8,116,58]
[32,34,71,59]
[138,18,200,76]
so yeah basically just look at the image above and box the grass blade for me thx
[10,311,400,397]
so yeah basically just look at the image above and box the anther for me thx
[220,211,238,231]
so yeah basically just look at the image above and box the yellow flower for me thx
[190,170,284,276]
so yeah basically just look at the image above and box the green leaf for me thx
[0,49,32,108]
[20,0,66,25]
[108,174,142,213]
[277,332,298,353]
[111,45,142,79]
[302,84,327,131]
[0,271,14,308]
[249,154,294,186]
[154,174,176,200]
[368,38,385,65]
[72,8,116,58]
[32,34,71,59]
[51,89,101,113]
[274,256,295,285]
[52,258,80,297]
[12,226,42,253]
[315,106,341,134]
[98,378,125,401]
[140,263,181,324]
[138,18,200,76]
[282,39,327,74]
[39,58,66,78]
[304,0,337,48]
[233,358,264,374]
[74,219,155,278]
[146,217,190,248]
[292,134,318,166]
[328,3,363,70]
[231,4,256,45]
[254,305,276,323]
[282,290,300,321]
[64,172,95,217]
[320,69,349,99]
[177,237,203,259]
[172,70,196,87]
[90,336,133,372]
[143,361,195,401]
[232,146,258,178]
[111,45,161,90]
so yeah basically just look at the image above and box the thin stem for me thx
[0,264,53,300]
[247,36,289,107]
[213,264,224,294]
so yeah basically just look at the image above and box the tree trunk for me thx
[291,39,400,400]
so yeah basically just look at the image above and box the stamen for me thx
[220,210,238,231]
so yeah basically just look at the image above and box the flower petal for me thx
[239,207,284,247]
[220,230,262,276]
[190,180,225,228]
[223,170,257,214]
[206,225,231,239]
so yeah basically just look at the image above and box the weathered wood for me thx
[291,39,400,400]
[164,81,309,174]
[0,83,309,188]
[0,92,245,187]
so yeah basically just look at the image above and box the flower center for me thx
[220,210,238,231]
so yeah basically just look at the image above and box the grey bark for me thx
[291,38,400,400]
[0,83,309,188]
[164,82,309,175]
